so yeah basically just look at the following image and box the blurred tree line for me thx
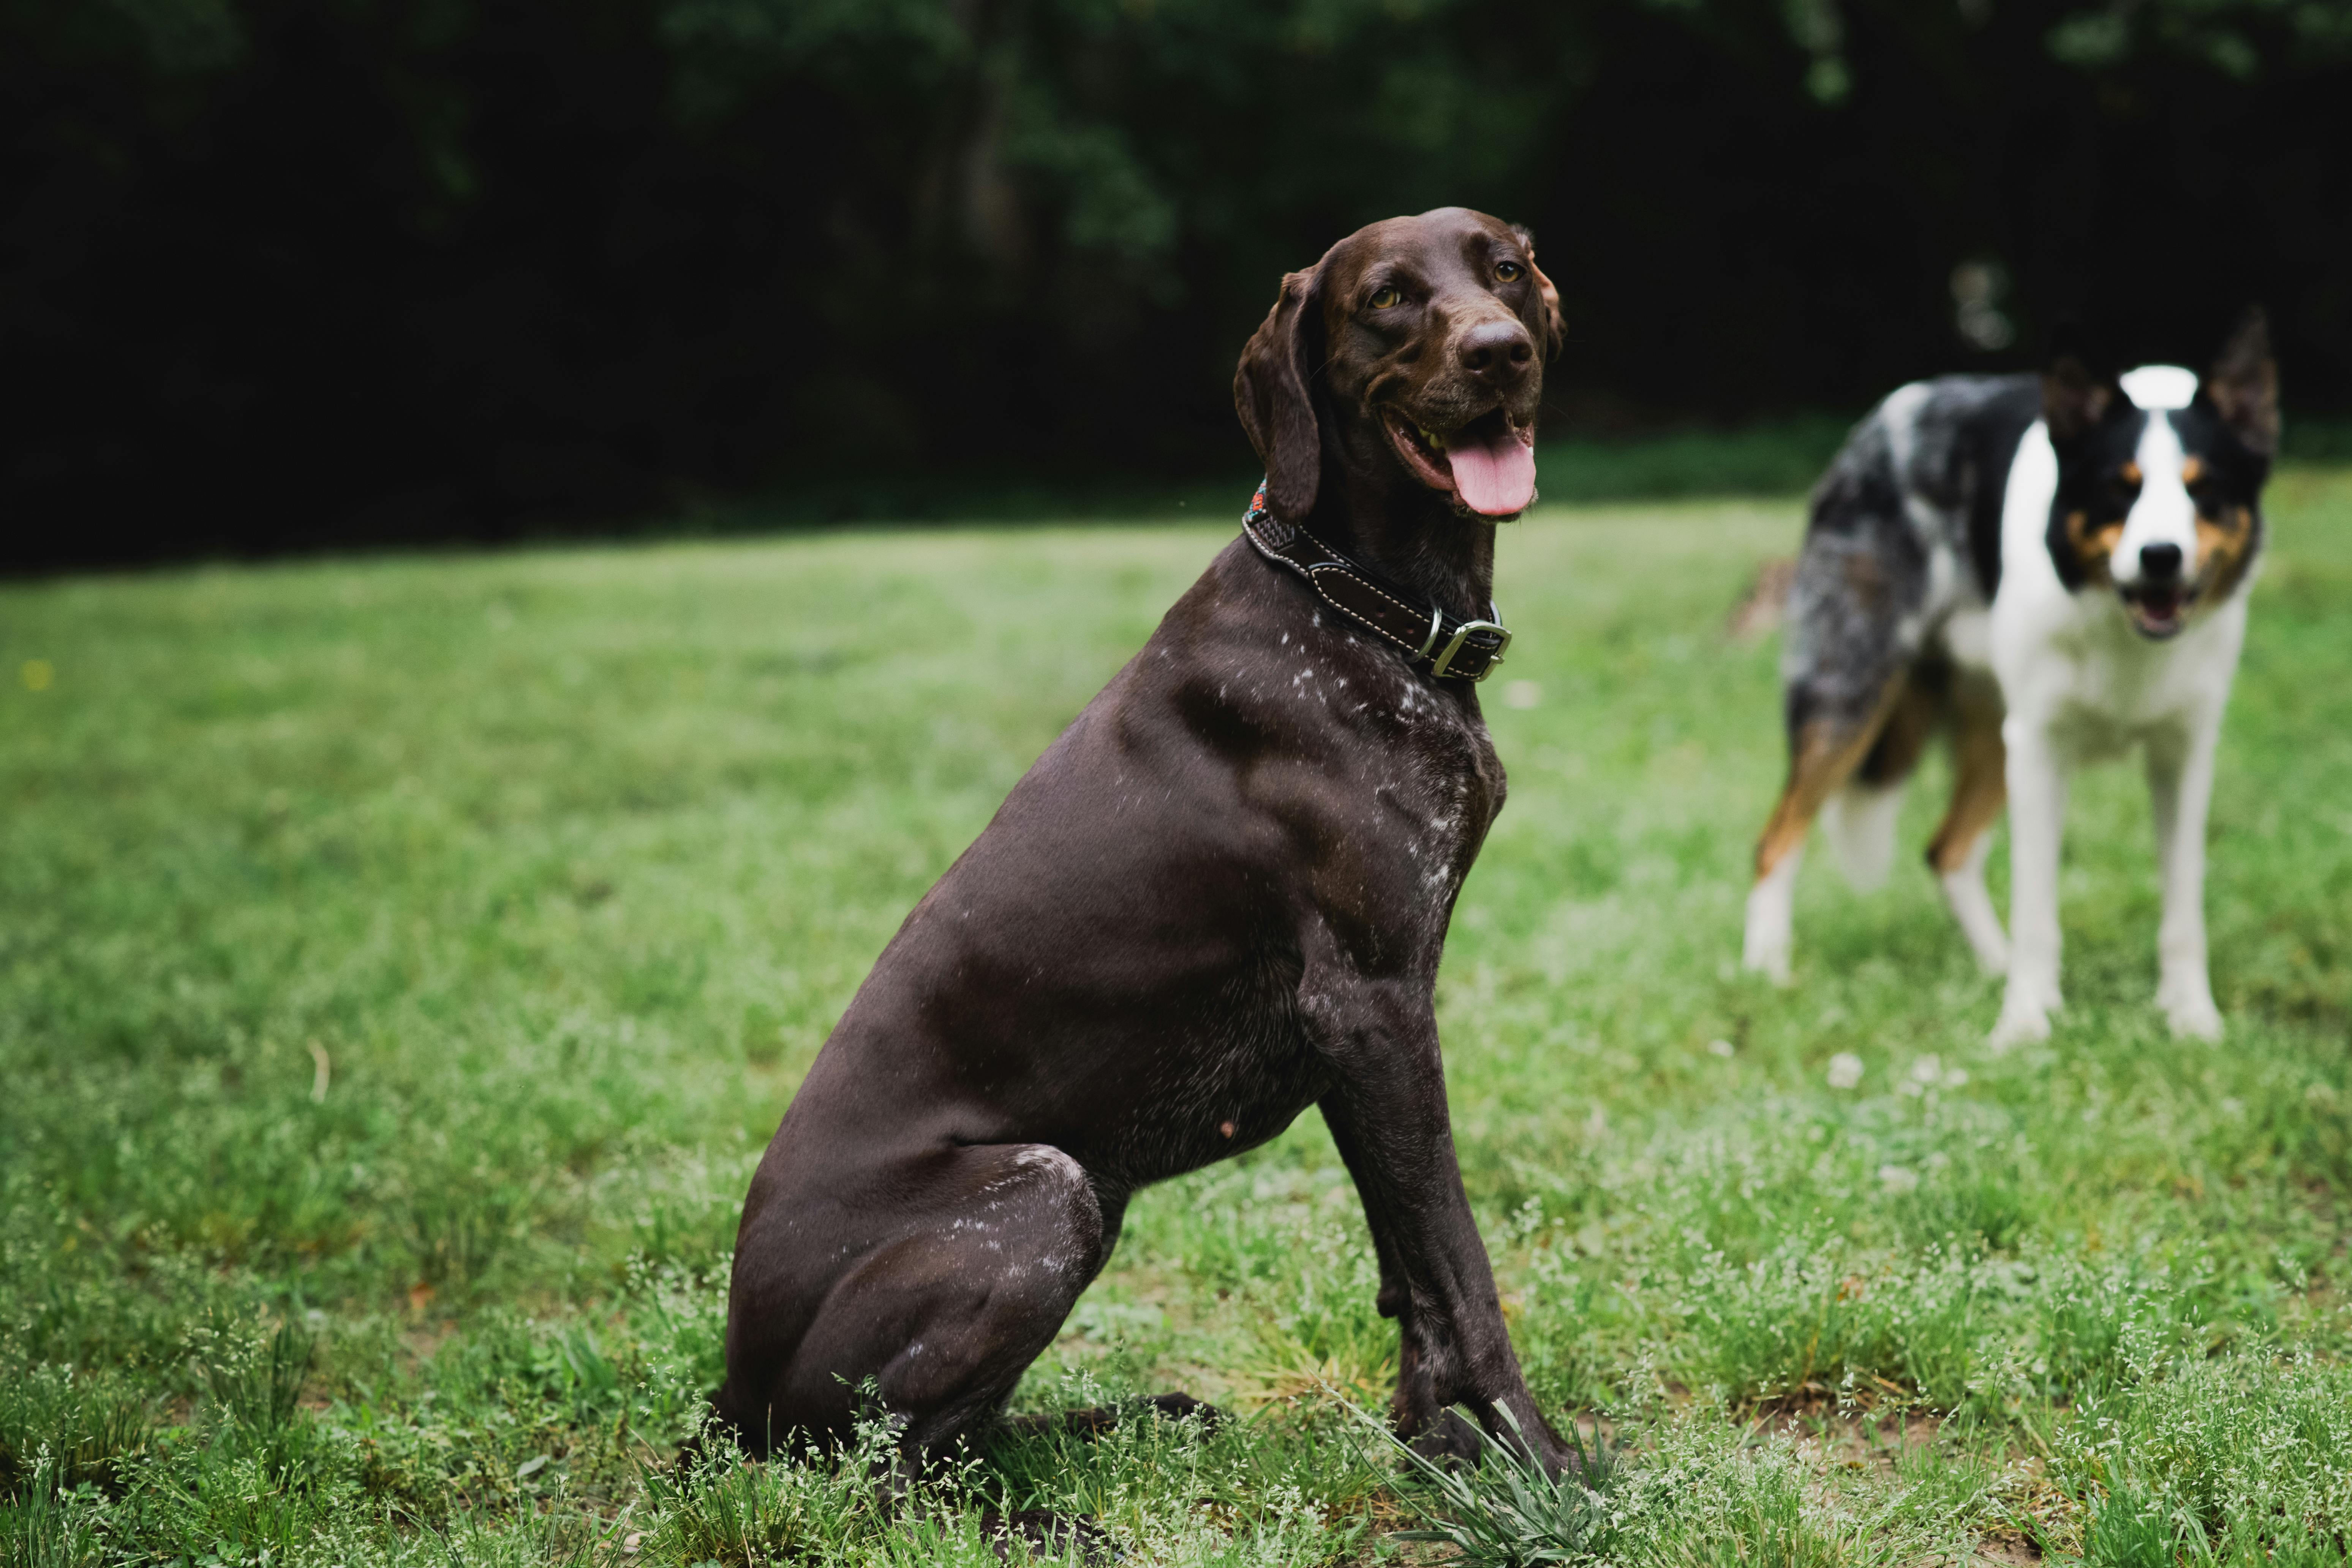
[5,0,2350,564]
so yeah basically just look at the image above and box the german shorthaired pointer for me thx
[718,207,1575,1476]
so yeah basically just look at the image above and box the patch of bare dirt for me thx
[1976,1528,2045,1565]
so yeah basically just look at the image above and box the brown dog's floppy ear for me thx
[2042,345,2115,447]
[1234,268,1323,522]
[2204,307,2279,458]
[1511,225,1565,360]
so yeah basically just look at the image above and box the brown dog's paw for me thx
[1001,1390,1225,1443]
[1002,1406,1114,1440]
[1408,1406,1487,1467]
[1140,1390,1225,1431]
[690,1391,766,1460]
[983,1508,1109,1564]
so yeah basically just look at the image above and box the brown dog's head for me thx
[1235,207,1563,525]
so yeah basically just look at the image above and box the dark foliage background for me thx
[6,0,2350,567]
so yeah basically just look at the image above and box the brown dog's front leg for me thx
[1313,988,1569,1474]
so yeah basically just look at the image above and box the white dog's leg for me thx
[1992,722,2067,1047]
[1821,782,1903,892]
[1742,844,1804,985]
[2148,724,2224,1040]
[1939,830,2009,976]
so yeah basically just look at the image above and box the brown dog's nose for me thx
[1457,319,1533,384]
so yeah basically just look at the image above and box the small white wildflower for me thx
[1909,1054,1942,1083]
[1708,1038,1736,1058]
[1503,680,1542,709]
[1943,1067,1969,1088]
[1826,1052,1864,1089]
[1878,1164,1920,1193]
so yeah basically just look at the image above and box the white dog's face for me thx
[2040,330,2276,640]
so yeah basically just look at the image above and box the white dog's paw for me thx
[2157,968,2223,1041]
[1743,859,1800,988]
[2163,993,2224,1042]
[1741,931,1792,987]
[1987,1002,2052,1052]
[1968,933,2011,979]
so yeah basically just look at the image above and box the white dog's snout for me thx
[2113,413,2199,586]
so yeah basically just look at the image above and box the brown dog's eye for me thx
[1369,286,1403,310]
[1496,261,1524,282]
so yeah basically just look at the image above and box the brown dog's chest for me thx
[1214,610,1505,974]
[1011,606,1504,1185]
[793,550,1506,1192]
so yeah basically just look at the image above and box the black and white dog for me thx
[1741,315,2278,1045]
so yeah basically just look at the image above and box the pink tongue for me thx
[1447,422,1536,516]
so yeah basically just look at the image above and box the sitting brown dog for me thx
[718,207,1574,1475]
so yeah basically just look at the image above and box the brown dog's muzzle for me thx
[1380,312,1540,516]
[1456,318,1534,389]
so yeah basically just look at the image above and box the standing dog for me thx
[718,208,1575,1474]
[1741,316,2277,1045]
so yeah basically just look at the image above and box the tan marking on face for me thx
[2120,462,2142,485]
[2196,504,2257,603]
[2178,457,2203,486]
[2065,509,2124,584]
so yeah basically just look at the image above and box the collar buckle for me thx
[1240,478,1517,685]
[1429,619,1511,682]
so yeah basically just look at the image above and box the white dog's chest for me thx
[1997,583,2245,762]
[1984,425,2248,759]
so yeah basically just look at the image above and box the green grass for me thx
[3,469,2350,1565]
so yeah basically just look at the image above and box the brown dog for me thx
[718,207,1573,1474]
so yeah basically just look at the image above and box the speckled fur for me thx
[1779,374,2037,744]
[1743,318,2279,1046]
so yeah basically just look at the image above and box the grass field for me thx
[4,473,2350,1567]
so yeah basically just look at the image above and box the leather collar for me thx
[1238,480,1512,683]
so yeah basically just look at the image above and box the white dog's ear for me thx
[2042,349,2117,447]
[2204,307,2279,459]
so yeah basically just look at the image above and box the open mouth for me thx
[2121,584,2196,640]
[1382,407,1537,518]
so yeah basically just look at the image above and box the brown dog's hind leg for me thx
[718,1141,1106,1464]
[1926,675,2009,974]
